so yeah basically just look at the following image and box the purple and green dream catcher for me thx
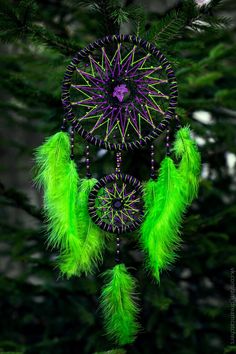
[35,34,201,345]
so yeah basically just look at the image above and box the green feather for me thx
[34,132,80,251]
[141,157,185,282]
[142,179,159,211]
[140,126,201,282]
[35,133,105,278]
[100,263,140,345]
[173,126,201,203]
[59,178,105,277]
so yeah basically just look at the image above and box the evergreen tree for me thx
[0,1,235,353]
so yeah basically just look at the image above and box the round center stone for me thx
[112,198,123,210]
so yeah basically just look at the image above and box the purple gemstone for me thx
[112,84,129,102]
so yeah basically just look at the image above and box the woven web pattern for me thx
[96,181,141,228]
[88,173,144,233]
[70,42,169,145]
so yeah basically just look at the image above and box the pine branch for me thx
[152,10,186,46]
[111,7,129,25]
[0,0,34,40]
[125,4,146,36]
[200,0,225,13]
[72,0,120,35]
[143,0,230,52]
[0,183,43,220]
[30,25,79,56]
[0,0,80,55]
[95,0,120,35]
[0,73,60,107]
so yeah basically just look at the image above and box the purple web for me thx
[96,181,142,227]
[70,43,170,143]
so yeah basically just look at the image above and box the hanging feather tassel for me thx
[35,133,105,278]
[59,178,105,277]
[140,157,185,282]
[173,126,201,204]
[140,126,201,282]
[100,263,140,345]
[34,131,80,252]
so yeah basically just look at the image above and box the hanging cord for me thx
[150,144,156,179]
[85,145,92,178]
[70,127,75,160]
[115,149,122,264]
[166,115,181,156]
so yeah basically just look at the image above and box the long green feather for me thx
[35,133,105,277]
[140,126,201,282]
[100,263,140,345]
[34,132,80,251]
[141,157,185,282]
[59,178,105,277]
[173,126,201,203]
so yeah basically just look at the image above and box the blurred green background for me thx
[0,0,236,353]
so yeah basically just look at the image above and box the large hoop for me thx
[62,34,178,151]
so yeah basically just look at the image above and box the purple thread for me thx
[61,35,178,151]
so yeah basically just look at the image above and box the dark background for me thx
[0,0,236,353]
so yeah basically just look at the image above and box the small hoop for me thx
[88,173,144,234]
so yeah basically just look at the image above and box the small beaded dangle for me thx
[70,127,75,160]
[115,151,122,174]
[115,235,121,264]
[166,126,171,156]
[61,116,67,132]
[150,144,156,179]
[85,145,91,178]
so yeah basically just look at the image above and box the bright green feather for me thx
[141,126,201,282]
[34,132,80,251]
[100,263,140,345]
[35,133,104,278]
[173,126,201,203]
[59,178,105,277]
[141,157,185,282]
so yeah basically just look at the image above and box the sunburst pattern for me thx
[98,182,140,224]
[88,174,144,234]
[70,42,170,144]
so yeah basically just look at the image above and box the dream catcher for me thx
[35,34,201,345]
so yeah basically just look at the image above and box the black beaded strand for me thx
[115,148,122,264]
[85,145,91,178]
[115,151,122,174]
[115,236,121,264]
[150,144,156,179]
[61,117,67,132]
[175,114,181,131]
[70,127,75,160]
[166,126,171,156]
